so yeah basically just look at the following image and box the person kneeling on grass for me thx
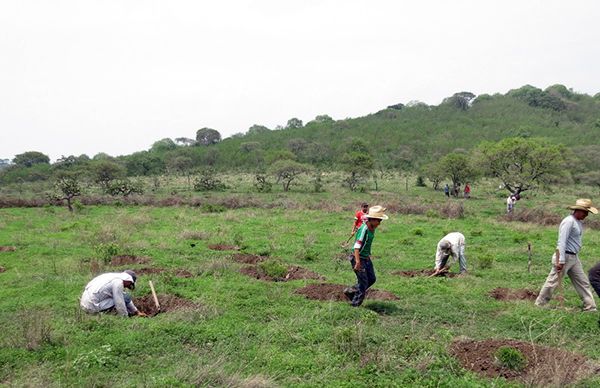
[431,232,467,277]
[344,206,388,307]
[80,270,147,317]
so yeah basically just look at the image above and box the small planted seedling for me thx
[494,346,527,371]
[258,260,288,279]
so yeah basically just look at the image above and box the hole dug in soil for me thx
[450,338,597,385]
[489,288,538,301]
[232,253,268,264]
[134,294,201,316]
[295,283,399,302]
[0,246,16,252]
[110,255,151,266]
[393,269,457,278]
[208,244,240,251]
[240,265,325,282]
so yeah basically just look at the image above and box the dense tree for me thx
[151,138,177,152]
[247,125,271,136]
[285,118,303,130]
[438,153,478,195]
[196,128,222,146]
[13,151,50,167]
[422,161,446,190]
[341,139,373,191]
[476,137,565,195]
[443,92,476,111]
[92,160,126,191]
[387,103,405,110]
[312,115,334,124]
[270,159,311,192]
[123,151,164,176]
[53,175,82,212]
[507,85,566,111]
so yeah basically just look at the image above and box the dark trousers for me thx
[589,262,600,297]
[350,257,376,306]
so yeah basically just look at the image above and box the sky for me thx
[1,0,600,161]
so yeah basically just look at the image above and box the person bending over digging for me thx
[431,232,467,277]
[535,199,597,312]
[344,206,388,307]
[80,270,147,317]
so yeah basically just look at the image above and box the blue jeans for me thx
[350,257,376,307]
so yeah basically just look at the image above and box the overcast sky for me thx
[1,0,599,161]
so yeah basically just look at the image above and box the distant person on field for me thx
[80,270,147,317]
[351,202,369,236]
[464,183,471,199]
[431,232,467,276]
[506,195,516,213]
[535,199,597,312]
[444,184,450,198]
[344,206,388,307]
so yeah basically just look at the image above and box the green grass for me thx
[2,183,600,386]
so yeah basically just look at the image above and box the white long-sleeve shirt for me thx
[435,232,465,270]
[80,272,136,317]
[556,215,583,264]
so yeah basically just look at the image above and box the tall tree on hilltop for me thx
[13,151,50,167]
[196,128,222,146]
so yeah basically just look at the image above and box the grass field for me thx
[2,181,600,387]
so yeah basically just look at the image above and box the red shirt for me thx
[354,210,368,229]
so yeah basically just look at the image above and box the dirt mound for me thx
[135,267,165,275]
[0,266,5,273]
[450,338,595,385]
[0,246,16,252]
[489,288,538,301]
[232,253,267,264]
[134,294,201,316]
[294,283,399,302]
[240,265,324,282]
[110,255,151,266]
[208,244,240,251]
[393,269,457,278]
[173,269,194,278]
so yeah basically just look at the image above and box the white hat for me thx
[366,205,388,220]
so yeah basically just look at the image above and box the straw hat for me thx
[568,198,598,214]
[366,205,389,220]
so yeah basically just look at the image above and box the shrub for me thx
[415,176,426,187]
[413,228,424,236]
[494,346,527,371]
[258,260,288,279]
[254,174,272,193]
[95,242,120,264]
[193,170,226,191]
[476,253,494,270]
[106,179,144,196]
[199,204,226,213]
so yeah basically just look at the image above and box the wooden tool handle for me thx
[149,280,160,311]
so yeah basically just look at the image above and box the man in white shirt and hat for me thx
[431,232,467,276]
[80,270,146,317]
[535,199,598,311]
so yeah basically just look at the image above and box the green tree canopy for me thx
[196,128,222,146]
[13,151,50,167]
[476,137,566,194]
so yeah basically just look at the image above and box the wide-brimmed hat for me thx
[568,198,598,214]
[366,205,388,220]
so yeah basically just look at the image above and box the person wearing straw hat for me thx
[535,199,598,311]
[80,270,147,317]
[343,205,388,307]
[431,232,467,276]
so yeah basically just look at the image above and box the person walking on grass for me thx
[344,206,388,307]
[535,199,597,312]
[444,184,450,198]
[351,202,369,236]
[431,232,467,276]
[80,270,147,317]
[464,183,471,199]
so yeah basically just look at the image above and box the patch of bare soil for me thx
[232,253,267,264]
[294,283,399,301]
[208,244,240,251]
[0,266,5,273]
[392,269,457,278]
[110,255,151,266]
[450,338,597,385]
[240,265,324,282]
[489,288,538,301]
[134,294,201,316]
[173,269,194,278]
[0,246,16,252]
